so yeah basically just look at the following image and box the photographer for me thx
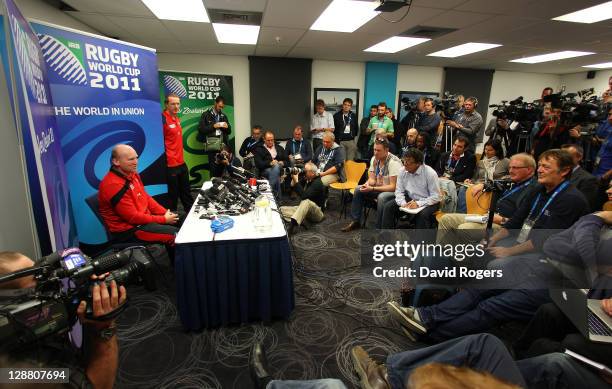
[0,251,127,389]
[213,144,242,178]
[532,106,571,161]
[279,162,326,234]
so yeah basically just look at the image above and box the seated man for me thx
[312,132,346,186]
[239,125,263,174]
[435,135,476,184]
[388,149,590,342]
[341,138,402,232]
[562,143,600,212]
[99,144,179,246]
[279,162,326,234]
[254,130,288,198]
[352,331,611,389]
[213,144,242,178]
[286,125,313,168]
[401,127,418,154]
[380,148,440,229]
[0,251,127,389]
[437,153,538,245]
[415,132,440,168]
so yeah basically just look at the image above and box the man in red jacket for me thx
[98,144,179,245]
[163,93,193,212]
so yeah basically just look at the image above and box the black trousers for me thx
[166,163,193,212]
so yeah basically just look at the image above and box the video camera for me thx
[215,150,230,164]
[490,96,541,123]
[482,179,514,194]
[546,88,607,133]
[0,247,157,352]
[434,91,459,118]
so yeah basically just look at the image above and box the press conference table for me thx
[174,181,294,330]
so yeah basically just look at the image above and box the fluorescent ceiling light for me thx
[427,42,501,58]
[141,0,209,22]
[310,0,380,33]
[510,51,595,64]
[213,23,260,45]
[364,36,430,53]
[583,62,612,68]
[552,1,612,23]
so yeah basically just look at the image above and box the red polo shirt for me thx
[162,110,185,167]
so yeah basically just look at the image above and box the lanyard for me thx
[526,180,570,223]
[447,155,462,169]
[212,109,221,122]
[292,140,302,154]
[499,179,532,202]
[320,148,334,161]
[375,159,384,177]
[247,139,258,149]
[343,113,351,126]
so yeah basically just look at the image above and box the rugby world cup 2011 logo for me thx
[37,34,87,85]
[163,75,187,98]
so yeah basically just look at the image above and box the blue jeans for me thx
[267,379,346,389]
[262,164,282,199]
[417,288,550,342]
[350,188,395,228]
[386,333,525,389]
[517,352,610,389]
[456,185,467,213]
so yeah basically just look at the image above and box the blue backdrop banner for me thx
[3,0,76,252]
[32,21,165,246]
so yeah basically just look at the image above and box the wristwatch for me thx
[96,325,117,340]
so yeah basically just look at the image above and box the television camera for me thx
[0,247,158,352]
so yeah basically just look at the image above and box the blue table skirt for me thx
[175,237,294,330]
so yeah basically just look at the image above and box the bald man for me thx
[98,144,179,246]
[403,128,418,152]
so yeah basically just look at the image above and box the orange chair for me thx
[330,161,367,217]
[466,186,492,215]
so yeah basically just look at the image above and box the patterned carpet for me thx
[114,192,423,389]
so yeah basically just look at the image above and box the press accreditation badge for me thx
[516,220,534,244]
[169,124,176,129]
[344,125,351,134]
[294,153,302,160]
[215,129,221,136]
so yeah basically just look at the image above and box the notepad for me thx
[399,206,426,215]
[464,215,488,224]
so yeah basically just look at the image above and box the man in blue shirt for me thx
[594,107,612,178]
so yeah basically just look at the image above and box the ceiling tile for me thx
[205,0,268,12]
[110,16,173,40]
[63,0,154,17]
[160,20,217,43]
[258,27,306,47]
[261,0,330,29]
[254,45,292,57]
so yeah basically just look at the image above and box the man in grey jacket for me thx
[446,97,483,153]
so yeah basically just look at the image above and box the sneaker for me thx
[386,301,427,335]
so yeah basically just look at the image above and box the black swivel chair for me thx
[85,193,142,253]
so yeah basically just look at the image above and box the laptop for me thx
[550,289,612,344]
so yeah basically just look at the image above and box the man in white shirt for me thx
[310,99,334,153]
[342,139,402,231]
[380,148,440,229]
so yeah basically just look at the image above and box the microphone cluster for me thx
[195,177,261,219]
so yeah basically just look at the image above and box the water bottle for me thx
[252,195,272,232]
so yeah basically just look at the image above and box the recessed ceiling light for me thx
[310,0,380,33]
[364,36,430,53]
[553,1,612,24]
[510,51,595,64]
[213,23,260,45]
[427,42,501,58]
[141,0,209,22]
[583,62,612,69]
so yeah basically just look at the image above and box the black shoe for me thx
[341,221,361,232]
[250,343,272,389]
[288,218,299,235]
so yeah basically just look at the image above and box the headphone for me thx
[467,97,478,107]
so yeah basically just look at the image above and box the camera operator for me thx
[0,251,127,389]
[279,162,326,234]
[532,105,571,161]
[415,98,441,146]
[213,144,242,178]
[445,97,483,153]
